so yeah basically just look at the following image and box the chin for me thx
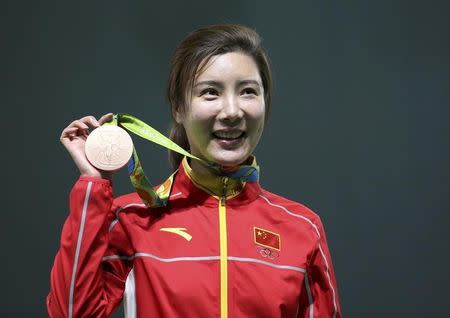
[209,152,250,169]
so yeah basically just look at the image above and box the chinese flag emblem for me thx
[254,227,281,251]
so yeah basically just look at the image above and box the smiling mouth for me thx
[212,131,246,140]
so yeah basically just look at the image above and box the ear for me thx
[173,106,184,124]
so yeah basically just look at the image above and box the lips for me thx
[212,130,245,140]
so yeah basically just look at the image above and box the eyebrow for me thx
[237,80,262,87]
[193,79,262,88]
[194,80,224,88]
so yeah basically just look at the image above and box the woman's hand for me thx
[60,113,114,180]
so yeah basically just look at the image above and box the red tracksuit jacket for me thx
[47,157,341,317]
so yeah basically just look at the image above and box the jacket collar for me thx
[169,156,262,207]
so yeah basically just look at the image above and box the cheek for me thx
[253,122,264,143]
[183,113,213,137]
[257,120,265,134]
[188,100,219,122]
[247,102,266,131]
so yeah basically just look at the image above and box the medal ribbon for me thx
[105,113,259,207]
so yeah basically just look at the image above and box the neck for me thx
[189,158,239,178]
[182,157,247,198]
[189,158,218,178]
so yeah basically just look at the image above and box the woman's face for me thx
[176,51,265,170]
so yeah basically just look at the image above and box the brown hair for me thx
[167,24,272,170]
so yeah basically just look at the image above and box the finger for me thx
[69,119,90,131]
[61,126,79,137]
[98,113,114,125]
[79,116,100,128]
[61,126,81,137]
[61,126,88,140]
[60,127,80,145]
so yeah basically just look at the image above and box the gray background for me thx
[3,0,449,317]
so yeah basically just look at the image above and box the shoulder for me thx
[258,188,324,236]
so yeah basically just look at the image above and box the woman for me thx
[48,24,342,318]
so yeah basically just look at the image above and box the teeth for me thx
[213,131,244,139]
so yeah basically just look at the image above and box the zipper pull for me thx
[220,177,229,206]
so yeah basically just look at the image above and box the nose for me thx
[219,95,243,124]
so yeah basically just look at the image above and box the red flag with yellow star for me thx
[254,227,281,251]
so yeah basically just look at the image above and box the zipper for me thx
[219,176,229,318]
[220,177,229,206]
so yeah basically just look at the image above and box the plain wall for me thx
[3,0,449,317]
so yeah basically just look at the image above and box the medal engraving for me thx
[85,125,133,171]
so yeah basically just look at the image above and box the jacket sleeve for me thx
[299,218,342,318]
[47,176,133,318]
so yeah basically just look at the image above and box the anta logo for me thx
[159,227,192,241]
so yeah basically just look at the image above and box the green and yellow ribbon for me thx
[106,113,259,207]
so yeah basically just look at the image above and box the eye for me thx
[241,87,258,96]
[200,88,219,98]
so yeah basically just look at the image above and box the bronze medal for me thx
[85,125,133,171]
